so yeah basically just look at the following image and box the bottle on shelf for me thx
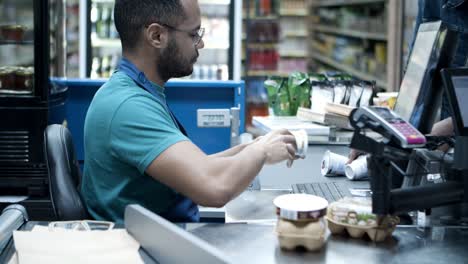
[246,81,269,127]
[109,9,118,39]
[100,56,110,78]
[90,56,101,79]
[90,3,99,38]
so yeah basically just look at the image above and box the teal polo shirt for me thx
[80,71,199,224]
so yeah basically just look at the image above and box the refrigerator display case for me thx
[81,0,237,80]
[0,0,66,220]
[0,0,48,100]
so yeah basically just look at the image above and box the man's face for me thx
[158,35,196,80]
[157,0,203,80]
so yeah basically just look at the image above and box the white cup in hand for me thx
[287,129,308,167]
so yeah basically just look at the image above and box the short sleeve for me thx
[109,95,189,174]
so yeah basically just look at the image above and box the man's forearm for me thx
[209,142,250,158]
[203,143,266,205]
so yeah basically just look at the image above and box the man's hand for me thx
[346,148,364,164]
[254,129,297,165]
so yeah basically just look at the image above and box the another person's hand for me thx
[346,148,364,164]
[430,117,454,137]
[254,129,297,166]
[429,117,454,152]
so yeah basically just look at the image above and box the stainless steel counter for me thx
[188,223,468,263]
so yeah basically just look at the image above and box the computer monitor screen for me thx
[394,21,458,134]
[441,68,468,136]
[452,76,468,127]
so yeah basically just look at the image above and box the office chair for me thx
[44,124,88,220]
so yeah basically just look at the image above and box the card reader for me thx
[351,106,426,148]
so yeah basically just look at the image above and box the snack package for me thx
[332,81,348,105]
[310,81,334,114]
[264,76,286,116]
[276,79,292,116]
[287,72,311,115]
[348,81,364,107]
[358,81,375,107]
[326,197,399,242]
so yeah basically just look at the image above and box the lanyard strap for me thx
[116,58,184,133]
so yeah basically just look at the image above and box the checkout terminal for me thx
[291,20,459,208]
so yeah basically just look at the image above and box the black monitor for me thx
[394,21,458,134]
[441,68,468,136]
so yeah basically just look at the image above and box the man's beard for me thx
[158,38,197,81]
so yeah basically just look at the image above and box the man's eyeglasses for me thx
[160,23,205,47]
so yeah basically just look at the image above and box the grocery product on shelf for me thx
[0,25,27,41]
[308,1,398,90]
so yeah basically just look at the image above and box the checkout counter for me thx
[1,145,468,263]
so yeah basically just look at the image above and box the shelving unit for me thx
[313,24,387,41]
[241,0,310,127]
[310,0,385,7]
[242,0,309,80]
[309,51,387,88]
[308,0,403,91]
[0,40,34,45]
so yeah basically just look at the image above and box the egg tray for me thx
[326,215,399,242]
[275,218,327,251]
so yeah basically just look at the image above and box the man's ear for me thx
[144,23,167,48]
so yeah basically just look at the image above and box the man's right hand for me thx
[254,129,297,165]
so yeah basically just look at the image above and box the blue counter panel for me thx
[53,78,245,161]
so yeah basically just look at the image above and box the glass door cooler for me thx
[82,0,235,80]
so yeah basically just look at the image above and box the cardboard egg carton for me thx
[276,218,327,251]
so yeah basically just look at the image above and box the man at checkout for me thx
[80,0,299,224]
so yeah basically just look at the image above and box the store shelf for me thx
[313,25,387,41]
[7,55,34,66]
[199,0,230,5]
[309,51,387,88]
[310,0,385,7]
[283,31,308,38]
[247,43,278,49]
[91,36,121,48]
[280,51,307,58]
[0,40,34,45]
[204,43,230,50]
[246,70,289,77]
[243,16,279,21]
[279,9,308,16]
[92,0,115,4]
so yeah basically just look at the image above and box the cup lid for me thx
[320,150,330,176]
[274,194,328,221]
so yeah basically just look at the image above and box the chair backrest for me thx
[44,124,88,220]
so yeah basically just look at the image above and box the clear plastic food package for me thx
[326,197,399,242]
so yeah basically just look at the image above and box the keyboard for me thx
[291,182,348,202]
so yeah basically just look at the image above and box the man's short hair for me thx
[114,0,187,50]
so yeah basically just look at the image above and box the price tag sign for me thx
[197,109,231,127]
